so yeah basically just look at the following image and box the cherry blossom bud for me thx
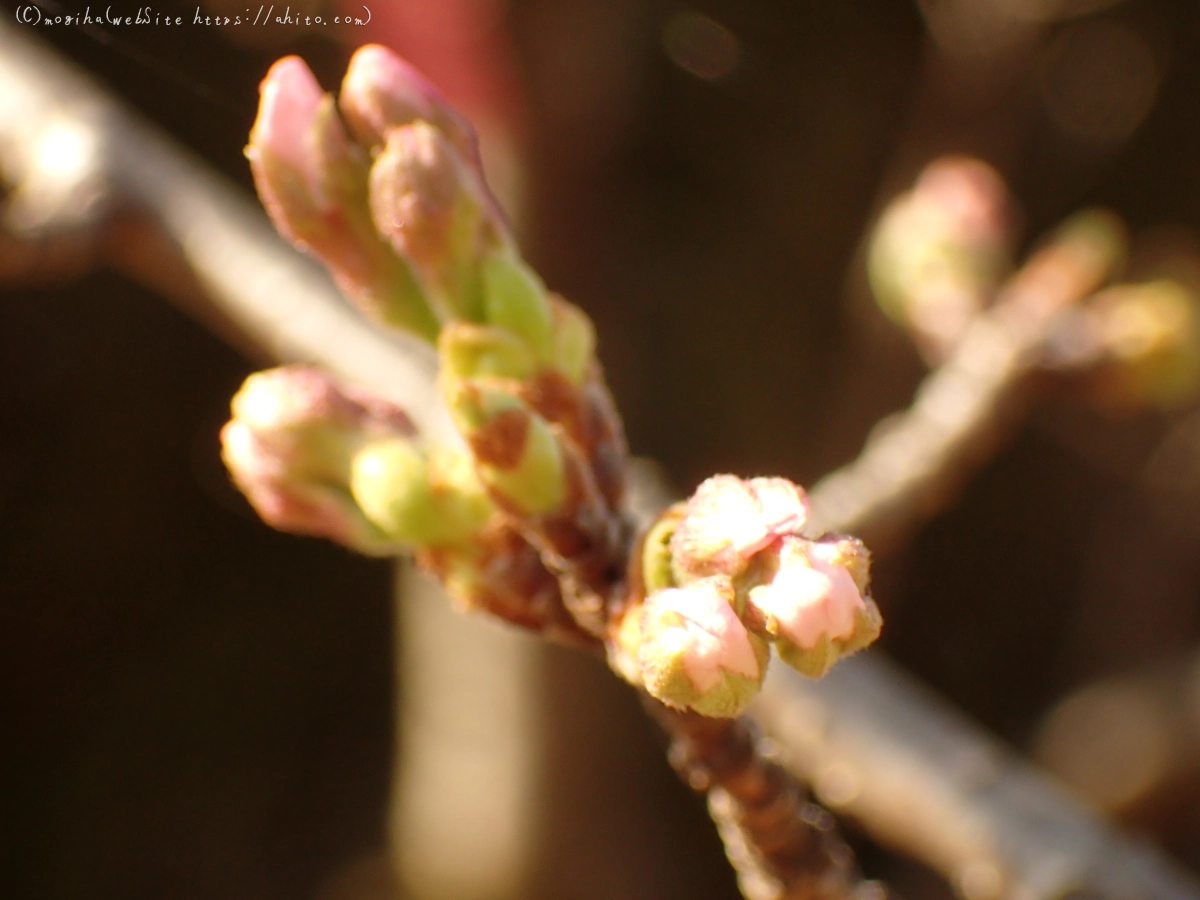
[670,475,810,579]
[636,577,770,718]
[350,442,493,547]
[222,420,396,554]
[339,43,484,174]
[220,366,416,555]
[229,365,414,474]
[247,57,438,338]
[447,383,567,516]
[747,536,882,678]
[369,122,506,321]
[250,56,325,198]
[869,156,1014,361]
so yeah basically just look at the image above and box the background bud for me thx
[1089,280,1200,409]
[869,156,1014,361]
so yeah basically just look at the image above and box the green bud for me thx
[641,508,684,596]
[549,295,597,384]
[350,439,493,547]
[448,383,567,516]
[485,411,566,516]
[439,322,537,381]
[482,251,554,361]
[635,577,770,718]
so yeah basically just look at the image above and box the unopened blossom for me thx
[869,156,1014,361]
[247,57,438,338]
[637,576,769,718]
[747,536,881,678]
[670,475,810,579]
[221,376,403,557]
[222,420,397,554]
[339,43,483,172]
[250,56,325,201]
[222,366,422,556]
[228,365,414,476]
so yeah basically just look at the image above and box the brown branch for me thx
[753,653,1200,900]
[645,697,886,900]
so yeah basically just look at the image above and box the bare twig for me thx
[645,698,885,900]
[754,654,1200,900]
[808,212,1126,551]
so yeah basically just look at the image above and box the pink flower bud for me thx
[370,122,468,267]
[250,56,325,201]
[369,121,507,320]
[221,366,415,555]
[248,57,440,339]
[637,576,768,717]
[221,419,396,555]
[670,475,810,578]
[746,536,881,678]
[230,365,413,469]
[339,44,484,174]
[748,537,862,650]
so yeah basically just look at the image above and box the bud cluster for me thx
[242,46,629,636]
[613,475,882,717]
[235,49,877,712]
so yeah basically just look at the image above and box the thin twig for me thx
[753,654,1200,900]
[807,213,1125,551]
[645,698,886,900]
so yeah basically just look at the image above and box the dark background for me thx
[4,0,1200,897]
